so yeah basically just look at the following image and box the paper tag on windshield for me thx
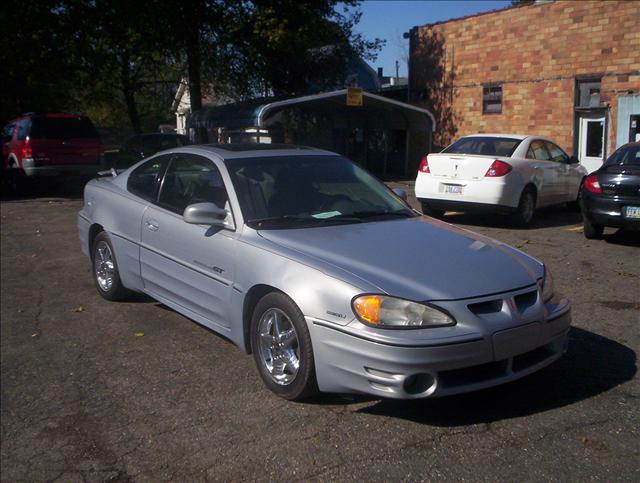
[312,211,342,219]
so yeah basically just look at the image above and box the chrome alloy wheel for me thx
[94,241,115,292]
[257,308,300,385]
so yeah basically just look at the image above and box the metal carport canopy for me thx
[186,90,436,131]
[256,89,436,131]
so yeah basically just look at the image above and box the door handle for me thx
[145,219,159,231]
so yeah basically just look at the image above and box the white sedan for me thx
[414,134,588,225]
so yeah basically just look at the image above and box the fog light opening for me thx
[403,373,435,395]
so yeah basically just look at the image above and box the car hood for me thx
[257,216,543,301]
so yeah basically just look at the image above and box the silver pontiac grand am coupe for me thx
[78,144,571,400]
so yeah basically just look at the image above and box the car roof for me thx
[178,143,335,160]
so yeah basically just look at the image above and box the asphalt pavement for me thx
[1,178,639,481]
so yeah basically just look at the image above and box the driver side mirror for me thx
[568,156,580,164]
[392,187,408,202]
[184,202,230,228]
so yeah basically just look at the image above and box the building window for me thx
[483,84,502,114]
[576,78,602,107]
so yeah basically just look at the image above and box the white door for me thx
[578,115,606,173]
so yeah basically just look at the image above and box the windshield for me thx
[442,137,522,157]
[225,155,414,229]
[30,116,99,140]
[605,143,640,166]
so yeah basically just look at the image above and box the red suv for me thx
[1,113,105,181]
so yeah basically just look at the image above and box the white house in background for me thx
[170,78,190,134]
[170,77,233,135]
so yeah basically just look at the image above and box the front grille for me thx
[437,337,563,390]
[468,299,503,315]
[512,344,555,372]
[514,290,538,314]
[439,360,508,388]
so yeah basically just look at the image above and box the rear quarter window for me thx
[127,157,166,201]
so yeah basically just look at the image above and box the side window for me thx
[127,156,167,201]
[1,122,16,143]
[158,154,229,215]
[545,142,569,163]
[527,140,552,161]
[16,119,31,141]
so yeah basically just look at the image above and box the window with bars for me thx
[482,84,502,114]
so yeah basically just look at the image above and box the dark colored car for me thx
[115,133,191,168]
[581,142,640,239]
[1,113,104,180]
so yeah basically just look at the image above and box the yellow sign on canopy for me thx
[346,87,363,106]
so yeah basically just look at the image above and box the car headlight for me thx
[352,295,455,328]
[541,266,554,303]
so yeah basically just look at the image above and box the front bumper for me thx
[582,193,640,231]
[308,289,571,399]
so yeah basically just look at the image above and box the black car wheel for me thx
[420,202,445,218]
[567,184,583,212]
[583,217,604,239]
[511,186,536,227]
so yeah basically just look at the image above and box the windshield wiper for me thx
[248,214,362,227]
[339,210,415,219]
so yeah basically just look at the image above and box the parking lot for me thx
[1,179,638,481]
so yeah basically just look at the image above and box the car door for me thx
[139,152,237,331]
[544,141,580,202]
[525,139,561,206]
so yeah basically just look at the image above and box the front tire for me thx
[511,186,536,227]
[91,232,132,301]
[583,217,604,239]
[250,292,318,401]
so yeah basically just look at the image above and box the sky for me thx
[351,0,512,78]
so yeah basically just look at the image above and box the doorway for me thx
[578,113,606,173]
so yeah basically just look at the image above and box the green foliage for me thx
[0,0,79,121]
[1,0,381,136]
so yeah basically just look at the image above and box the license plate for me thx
[442,184,464,194]
[624,206,640,218]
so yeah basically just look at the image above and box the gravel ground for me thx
[1,178,638,481]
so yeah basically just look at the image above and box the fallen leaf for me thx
[135,332,145,337]
[71,305,84,313]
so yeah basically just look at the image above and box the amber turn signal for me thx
[353,295,382,324]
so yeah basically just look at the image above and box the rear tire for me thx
[91,232,133,301]
[583,217,604,239]
[420,202,445,218]
[8,169,31,195]
[250,292,318,401]
[511,186,536,227]
[567,183,583,212]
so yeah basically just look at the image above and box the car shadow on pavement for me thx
[0,176,87,202]
[355,327,636,426]
[601,229,640,247]
[441,207,583,230]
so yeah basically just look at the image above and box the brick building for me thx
[408,0,640,173]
